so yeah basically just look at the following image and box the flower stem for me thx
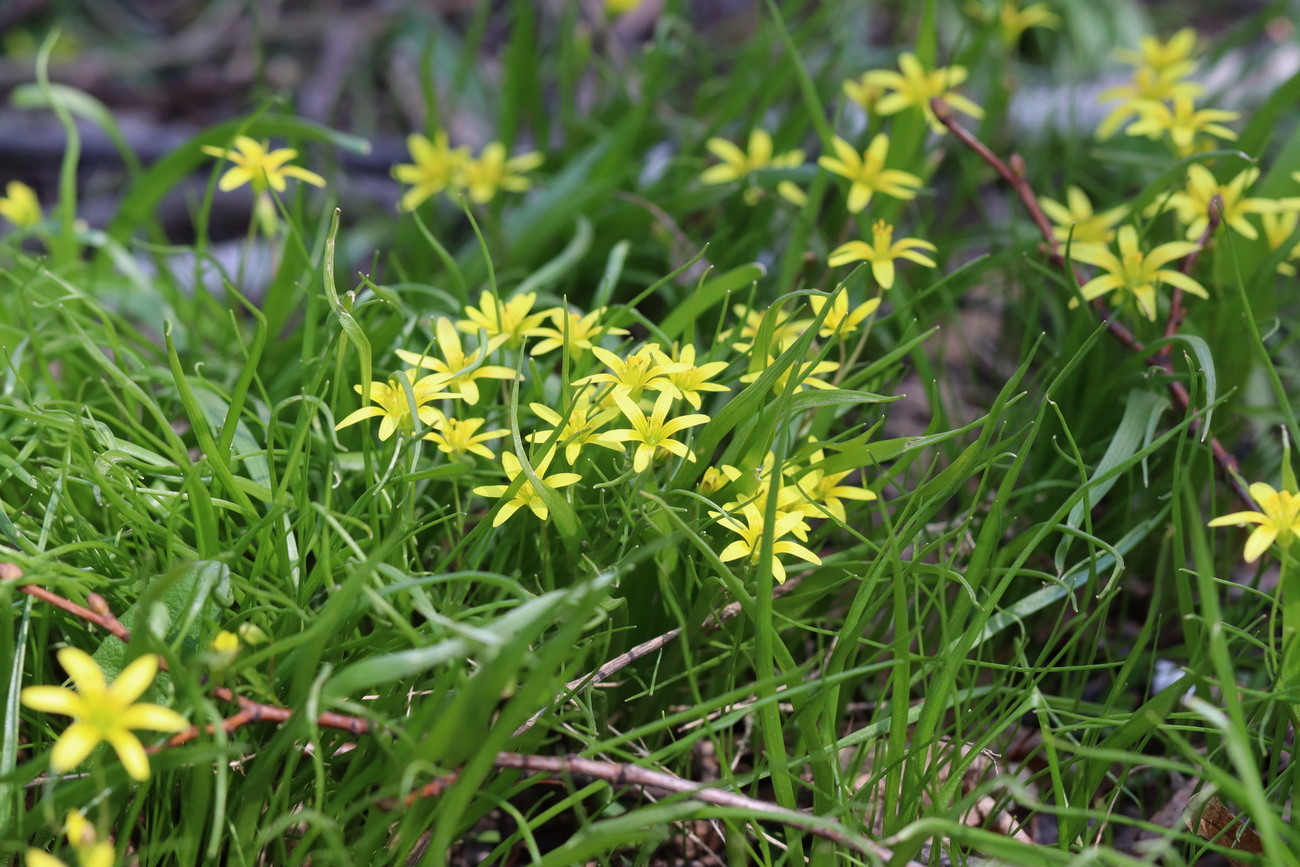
[1281,550,1300,692]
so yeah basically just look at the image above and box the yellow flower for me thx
[652,344,730,410]
[334,372,456,440]
[574,345,685,402]
[1096,68,1204,140]
[1262,210,1300,276]
[21,648,188,782]
[818,134,924,213]
[1161,166,1276,241]
[200,135,326,194]
[392,131,469,212]
[790,449,878,522]
[1069,225,1206,320]
[27,809,114,867]
[472,451,581,527]
[529,306,629,359]
[722,458,807,529]
[604,390,709,473]
[700,464,744,496]
[714,503,821,585]
[998,0,1060,46]
[852,53,983,133]
[1124,94,1238,157]
[527,390,624,464]
[700,129,804,186]
[423,414,509,460]
[809,290,881,338]
[457,290,548,350]
[606,0,641,13]
[842,75,885,113]
[1114,28,1198,75]
[211,630,239,655]
[460,143,543,204]
[208,630,240,668]
[1208,482,1300,563]
[721,304,813,353]
[0,180,42,228]
[1039,186,1127,250]
[828,220,937,289]
[399,317,518,404]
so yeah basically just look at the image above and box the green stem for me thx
[1281,548,1300,692]
[36,32,80,268]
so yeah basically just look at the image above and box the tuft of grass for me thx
[4,2,1300,865]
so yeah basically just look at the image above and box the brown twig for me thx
[10,576,373,738]
[13,567,903,859]
[931,98,1248,505]
[514,573,807,737]
[449,752,916,862]
[1162,195,1222,348]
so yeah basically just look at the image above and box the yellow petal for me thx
[1244,525,1280,564]
[20,686,83,716]
[105,729,151,781]
[56,648,105,694]
[112,654,159,705]
[49,722,102,772]
[120,703,189,733]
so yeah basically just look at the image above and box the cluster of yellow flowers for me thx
[392,132,544,211]
[195,130,543,234]
[335,287,879,580]
[1039,169,1300,322]
[706,445,877,584]
[1096,28,1236,157]
[1028,29,1300,320]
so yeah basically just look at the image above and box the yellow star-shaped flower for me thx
[392,131,469,212]
[828,220,937,289]
[604,390,709,473]
[460,143,543,204]
[1068,225,1206,320]
[851,53,983,133]
[21,648,188,782]
[334,371,458,440]
[472,451,581,527]
[1209,482,1300,563]
[1040,186,1127,251]
[700,129,804,185]
[714,503,821,585]
[818,134,924,214]
[398,317,518,405]
[201,135,326,194]
[456,291,549,350]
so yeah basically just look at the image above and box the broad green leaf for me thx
[93,561,233,679]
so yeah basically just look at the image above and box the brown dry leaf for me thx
[1186,794,1264,867]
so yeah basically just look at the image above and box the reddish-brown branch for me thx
[931,98,1249,505]
[1162,196,1222,346]
[12,569,897,858]
[10,577,373,737]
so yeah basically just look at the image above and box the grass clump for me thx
[4,2,1300,864]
